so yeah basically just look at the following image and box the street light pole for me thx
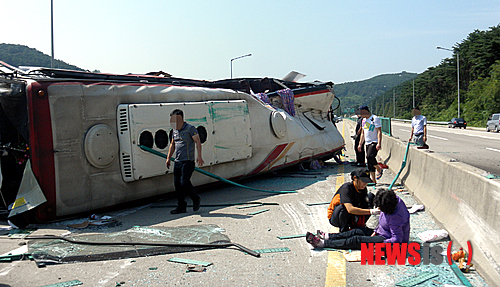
[51,0,54,68]
[382,85,386,117]
[437,46,460,118]
[412,79,415,108]
[393,89,395,118]
[230,53,252,79]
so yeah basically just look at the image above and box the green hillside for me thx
[0,43,84,71]
[334,71,418,114]
[370,24,500,127]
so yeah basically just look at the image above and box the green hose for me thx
[138,145,297,194]
[388,142,410,190]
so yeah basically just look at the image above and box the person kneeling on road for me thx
[409,106,429,149]
[327,168,379,233]
[307,188,410,249]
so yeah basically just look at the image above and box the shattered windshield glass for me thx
[28,225,230,264]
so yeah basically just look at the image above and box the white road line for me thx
[399,129,448,140]
[398,127,499,140]
[486,147,500,153]
[427,135,448,141]
[434,129,499,140]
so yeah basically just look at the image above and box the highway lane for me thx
[390,121,500,176]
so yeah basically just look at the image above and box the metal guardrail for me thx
[380,117,392,136]
[347,117,392,136]
[392,118,448,125]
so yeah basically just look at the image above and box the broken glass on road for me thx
[28,224,230,264]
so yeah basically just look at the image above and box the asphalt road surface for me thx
[390,121,500,176]
[0,121,489,286]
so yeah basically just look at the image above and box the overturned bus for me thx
[0,64,344,225]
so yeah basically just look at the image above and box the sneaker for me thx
[193,195,201,211]
[170,206,187,214]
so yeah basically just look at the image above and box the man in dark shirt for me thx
[166,109,204,214]
[327,168,379,232]
[352,115,366,166]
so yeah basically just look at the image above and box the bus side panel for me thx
[28,82,57,221]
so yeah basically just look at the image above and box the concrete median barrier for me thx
[379,134,500,285]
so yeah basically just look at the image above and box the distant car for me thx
[332,115,343,123]
[448,118,467,129]
[486,113,500,132]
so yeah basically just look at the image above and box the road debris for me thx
[39,279,83,287]
[449,259,473,286]
[395,272,438,286]
[236,203,264,209]
[253,247,290,254]
[343,250,362,262]
[68,215,118,229]
[277,234,306,240]
[481,172,500,179]
[186,264,206,272]
[408,204,425,214]
[152,202,279,208]
[306,202,330,206]
[452,247,466,261]
[247,209,270,216]
[7,228,37,239]
[417,229,449,242]
[168,257,212,267]
[28,225,260,264]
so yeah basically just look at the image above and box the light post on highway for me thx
[382,85,386,117]
[412,79,415,109]
[51,0,54,68]
[393,89,395,118]
[230,54,252,79]
[437,46,460,118]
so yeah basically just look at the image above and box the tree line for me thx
[370,24,500,127]
[334,71,417,114]
[0,43,84,71]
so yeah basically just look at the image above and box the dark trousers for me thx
[173,161,198,207]
[366,142,378,172]
[354,136,365,164]
[329,193,374,233]
[324,228,385,249]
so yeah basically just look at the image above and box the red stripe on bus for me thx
[251,144,289,174]
[28,82,57,221]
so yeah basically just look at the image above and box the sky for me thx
[2,0,500,84]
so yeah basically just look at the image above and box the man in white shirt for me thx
[357,105,383,183]
[409,107,429,149]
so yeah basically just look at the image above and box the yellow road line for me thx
[342,120,346,140]
[341,120,347,160]
[325,120,347,287]
[325,165,345,287]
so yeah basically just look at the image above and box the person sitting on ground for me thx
[307,188,410,249]
[327,168,379,233]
